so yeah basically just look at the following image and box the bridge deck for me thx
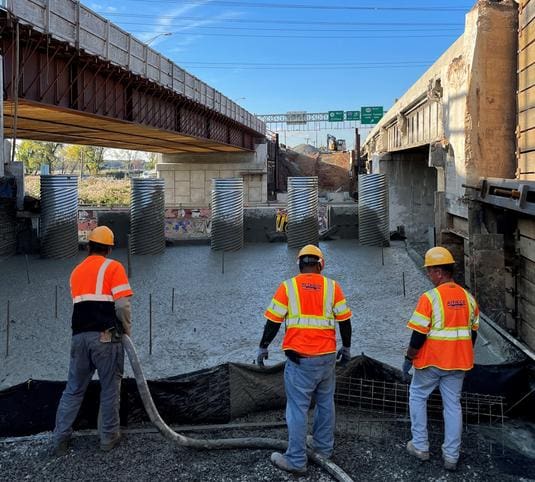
[1,0,263,152]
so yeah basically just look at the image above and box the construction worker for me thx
[257,244,352,475]
[53,226,133,456]
[403,246,479,471]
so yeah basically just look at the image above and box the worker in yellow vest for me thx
[256,244,352,475]
[403,246,479,471]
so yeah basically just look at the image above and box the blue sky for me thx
[89,0,474,147]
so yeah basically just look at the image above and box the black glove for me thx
[336,346,351,366]
[257,347,269,366]
[402,357,413,382]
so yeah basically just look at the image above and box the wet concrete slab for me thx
[0,240,504,389]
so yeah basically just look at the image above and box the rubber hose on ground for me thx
[123,335,354,482]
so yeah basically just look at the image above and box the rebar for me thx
[358,174,390,247]
[40,175,79,258]
[335,376,505,426]
[130,178,165,255]
[287,177,319,249]
[210,178,244,251]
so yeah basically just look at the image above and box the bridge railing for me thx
[3,0,265,136]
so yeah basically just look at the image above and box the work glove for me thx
[402,357,413,382]
[257,347,269,366]
[336,346,351,366]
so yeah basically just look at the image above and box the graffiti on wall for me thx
[78,210,98,241]
[164,208,211,239]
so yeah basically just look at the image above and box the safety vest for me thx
[407,282,479,371]
[70,255,133,334]
[264,273,352,356]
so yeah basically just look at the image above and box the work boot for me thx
[53,439,70,457]
[306,435,332,459]
[270,452,307,475]
[443,456,458,471]
[100,433,122,452]
[406,440,430,461]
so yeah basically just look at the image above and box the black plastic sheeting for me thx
[1,356,533,437]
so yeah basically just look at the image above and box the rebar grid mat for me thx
[334,407,507,457]
[334,377,505,426]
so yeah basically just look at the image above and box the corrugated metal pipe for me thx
[211,178,244,251]
[130,178,165,255]
[40,175,79,258]
[287,177,319,249]
[358,174,390,247]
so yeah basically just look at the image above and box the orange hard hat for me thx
[424,246,455,267]
[88,226,114,246]
[298,244,324,260]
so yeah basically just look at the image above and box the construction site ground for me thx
[0,240,506,389]
[1,409,534,481]
[1,240,534,480]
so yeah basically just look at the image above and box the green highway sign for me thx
[361,106,384,124]
[346,110,360,121]
[328,110,344,122]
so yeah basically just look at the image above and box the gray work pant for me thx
[54,331,124,444]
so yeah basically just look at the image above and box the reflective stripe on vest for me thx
[284,277,335,329]
[424,286,474,341]
[73,258,114,305]
[73,294,114,303]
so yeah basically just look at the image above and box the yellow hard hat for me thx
[298,244,324,260]
[424,246,455,267]
[88,226,114,246]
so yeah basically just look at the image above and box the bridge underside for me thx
[1,18,259,153]
[4,100,246,153]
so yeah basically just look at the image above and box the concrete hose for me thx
[123,335,354,482]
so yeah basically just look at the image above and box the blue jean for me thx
[409,367,465,461]
[284,353,336,468]
[54,332,124,445]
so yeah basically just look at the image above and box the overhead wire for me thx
[103,1,471,12]
[128,31,458,39]
[98,13,463,27]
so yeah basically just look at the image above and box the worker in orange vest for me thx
[403,246,479,471]
[53,226,133,456]
[256,244,352,475]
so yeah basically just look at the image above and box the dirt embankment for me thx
[279,145,350,193]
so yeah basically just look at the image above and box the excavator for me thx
[327,134,346,152]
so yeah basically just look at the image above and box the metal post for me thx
[171,287,175,313]
[149,293,153,355]
[55,285,58,319]
[381,246,384,266]
[5,300,9,358]
[25,254,30,284]
[127,234,132,278]
[402,272,406,297]
[222,251,225,274]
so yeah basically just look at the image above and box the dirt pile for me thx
[278,145,350,193]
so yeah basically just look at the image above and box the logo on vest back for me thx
[302,282,321,291]
[447,299,466,309]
